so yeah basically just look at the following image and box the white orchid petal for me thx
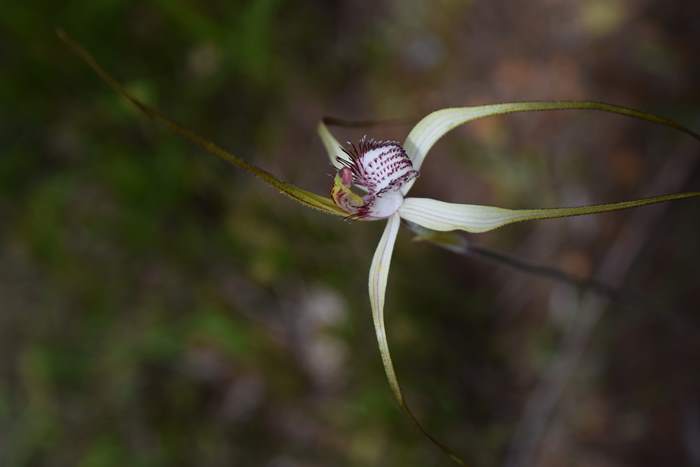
[317,119,349,169]
[401,102,700,194]
[399,193,700,233]
[368,213,404,404]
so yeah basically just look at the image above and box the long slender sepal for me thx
[369,214,403,404]
[402,101,700,194]
[57,29,346,217]
[399,193,700,233]
[369,214,467,465]
[318,118,348,170]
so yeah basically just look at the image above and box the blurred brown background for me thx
[1,1,699,466]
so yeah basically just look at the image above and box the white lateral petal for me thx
[399,197,529,233]
[399,193,700,233]
[401,101,700,194]
[368,213,404,404]
[404,105,512,172]
[317,119,349,169]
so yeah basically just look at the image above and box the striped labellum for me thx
[331,137,419,220]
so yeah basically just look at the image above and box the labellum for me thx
[331,137,419,220]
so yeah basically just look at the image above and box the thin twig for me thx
[466,244,620,300]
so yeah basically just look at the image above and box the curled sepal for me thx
[399,192,700,233]
[401,101,700,194]
[57,29,346,217]
[369,214,467,465]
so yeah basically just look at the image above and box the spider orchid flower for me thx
[317,105,699,426]
[60,30,700,465]
[319,111,699,463]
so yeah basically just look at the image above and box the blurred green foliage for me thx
[1,1,699,466]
